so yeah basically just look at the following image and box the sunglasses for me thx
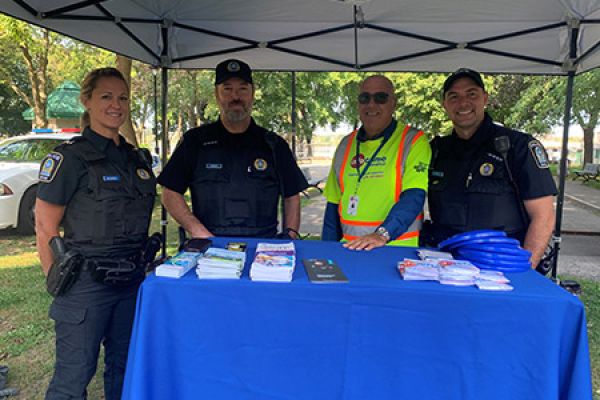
[358,91,390,105]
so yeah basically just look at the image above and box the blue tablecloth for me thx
[122,238,592,400]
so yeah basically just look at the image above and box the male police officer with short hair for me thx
[158,59,307,239]
[424,68,557,268]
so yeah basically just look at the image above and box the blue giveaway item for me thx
[442,237,520,251]
[469,259,531,273]
[456,249,531,263]
[438,230,507,250]
[459,244,532,258]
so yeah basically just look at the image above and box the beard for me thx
[223,101,252,123]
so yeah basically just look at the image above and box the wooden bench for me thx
[572,163,600,182]
[300,167,324,197]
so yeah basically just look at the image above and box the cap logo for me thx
[227,61,240,72]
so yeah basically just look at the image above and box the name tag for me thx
[205,163,223,169]
[103,175,121,182]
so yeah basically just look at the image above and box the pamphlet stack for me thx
[156,252,203,278]
[398,258,513,291]
[196,248,246,280]
[250,242,296,282]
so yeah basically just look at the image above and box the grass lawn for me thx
[0,200,598,398]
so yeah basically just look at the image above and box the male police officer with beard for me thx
[158,59,308,239]
[423,68,557,268]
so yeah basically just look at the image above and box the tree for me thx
[116,55,139,146]
[164,70,217,151]
[253,71,361,153]
[497,70,600,164]
[0,83,30,135]
[0,16,52,129]
[0,15,113,132]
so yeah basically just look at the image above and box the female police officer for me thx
[35,67,156,400]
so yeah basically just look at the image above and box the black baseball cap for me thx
[215,59,253,85]
[443,68,485,96]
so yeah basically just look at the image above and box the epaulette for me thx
[60,136,106,162]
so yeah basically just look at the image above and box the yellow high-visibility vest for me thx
[330,123,427,246]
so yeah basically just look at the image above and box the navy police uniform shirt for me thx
[37,128,132,206]
[158,118,308,198]
[427,113,557,242]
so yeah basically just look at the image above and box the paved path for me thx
[299,163,600,280]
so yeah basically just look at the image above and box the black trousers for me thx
[45,268,140,400]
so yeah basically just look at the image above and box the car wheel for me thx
[17,187,37,235]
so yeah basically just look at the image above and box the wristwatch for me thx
[375,226,391,242]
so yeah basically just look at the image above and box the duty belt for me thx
[84,254,144,286]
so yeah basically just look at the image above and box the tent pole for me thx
[153,68,160,164]
[551,71,574,280]
[291,71,297,157]
[158,22,170,257]
[551,20,579,279]
[160,66,169,257]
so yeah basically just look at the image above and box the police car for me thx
[0,131,79,234]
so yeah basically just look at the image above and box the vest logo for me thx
[206,163,223,169]
[254,158,268,171]
[351,154,365,169]
[202,140,218,146]
[414,161,427,173]
[103,175,121,182]
[529,140,549,169]
[136,169,151,180]
[479,163,494,176]
[38,152,63,183]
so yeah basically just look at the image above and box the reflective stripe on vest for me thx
[333,124,424,246]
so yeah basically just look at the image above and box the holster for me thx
[86,255,145,287]
[141,232,164,273]
[46,237,84,297]
[86,233,164,285]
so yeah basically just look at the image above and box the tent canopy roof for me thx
[2,0,600,74]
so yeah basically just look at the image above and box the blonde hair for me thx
[79,67,128,130]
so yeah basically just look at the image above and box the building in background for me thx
[22,81,83,130]
[539,126,599,165]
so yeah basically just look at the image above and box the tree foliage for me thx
[0,83,30,135]
[0,15,113,131]
[492,70,600,163]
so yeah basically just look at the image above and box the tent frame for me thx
[4,1,600,276]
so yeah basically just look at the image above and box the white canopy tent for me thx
[2,0,600,275]
[2,0,600,73]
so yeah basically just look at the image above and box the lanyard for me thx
[354,133,390,184]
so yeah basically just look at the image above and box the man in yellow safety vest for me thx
[322,75,431,250]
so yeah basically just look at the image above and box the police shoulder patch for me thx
[528,140,550,169]
[38,152,64,183]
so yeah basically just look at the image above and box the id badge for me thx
[347,195,359,216]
